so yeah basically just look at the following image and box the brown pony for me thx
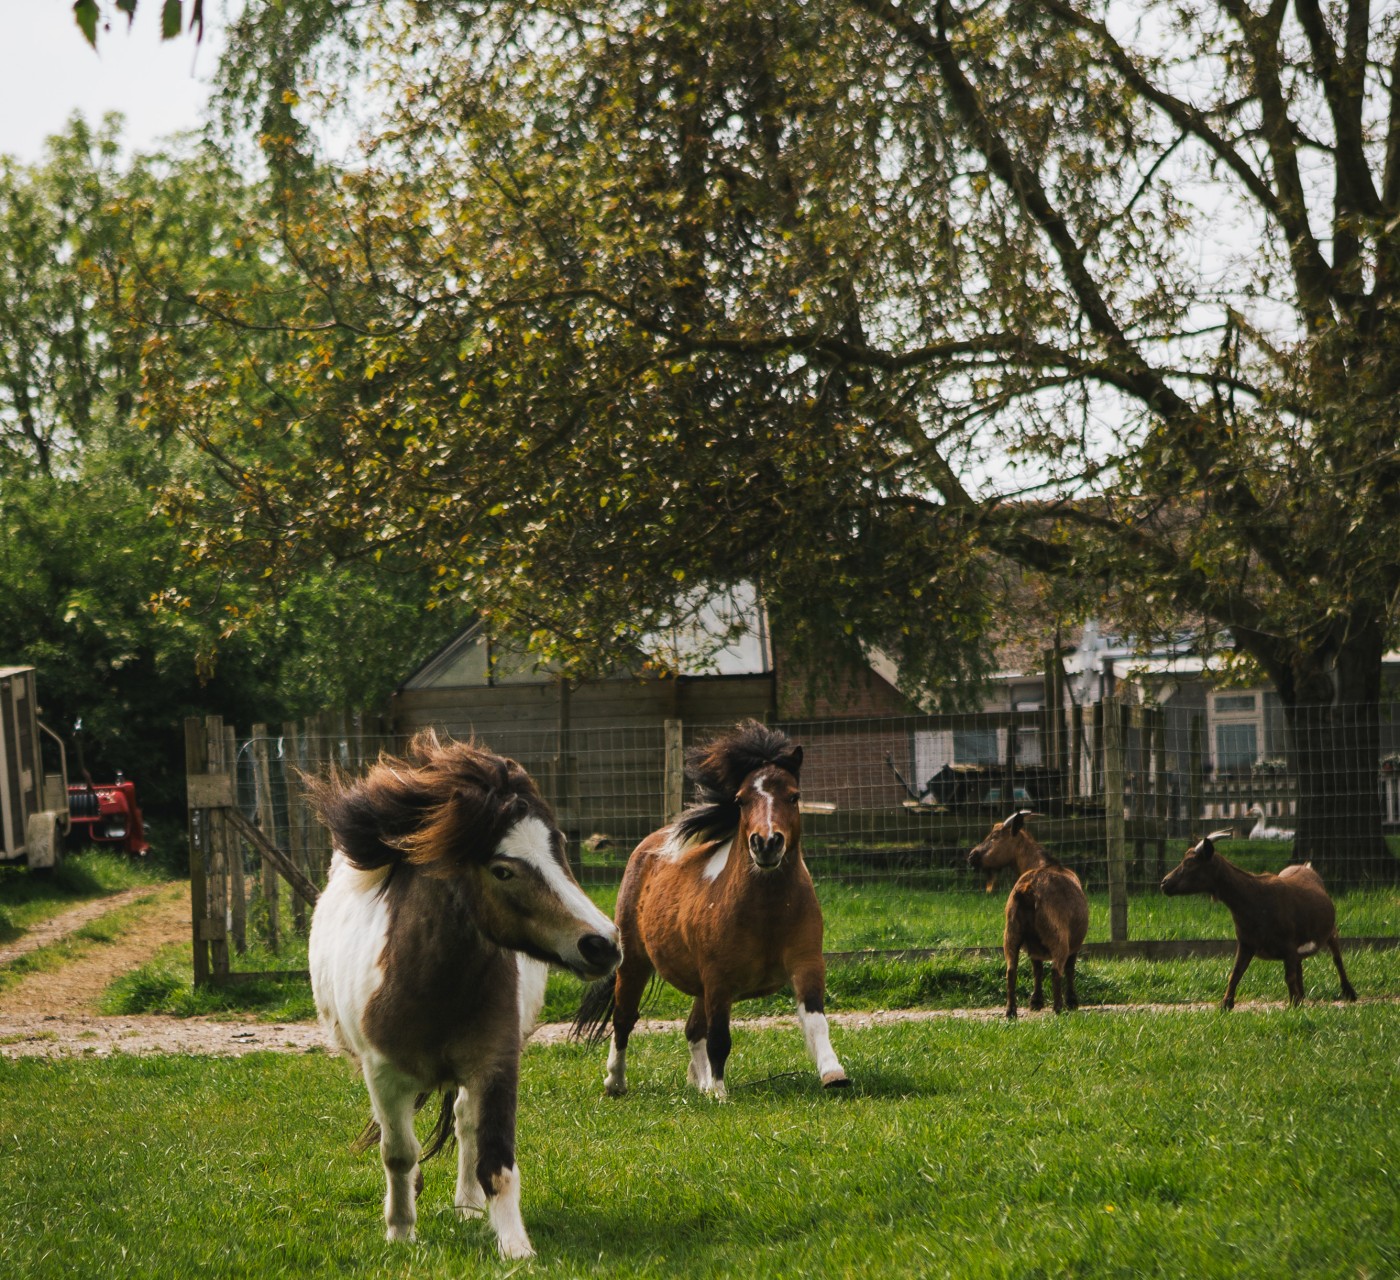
[575,721,847,1098]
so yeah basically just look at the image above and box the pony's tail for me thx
[350,1090,457,1161]
[571,976,617,1047]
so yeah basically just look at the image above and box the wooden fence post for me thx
[222,724,247,955]
[1188,714,1204,833]
[185,717,211,988]
[252,723,279,952]
[283,719,311,929]
[663,718,685,823]
[1102,697,1129,943]
[204,715,231,980]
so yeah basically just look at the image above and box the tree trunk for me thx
[1248,618,1397,886]
[1286,702,1394,885]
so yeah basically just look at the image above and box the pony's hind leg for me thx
[453,1086,485,1219]
[790,960,847,1088]
[605,951,653,1097]
[364,1062,421,1242]
[685,997,712,1091]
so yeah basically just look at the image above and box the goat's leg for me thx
[604,951,653,1097]
[1004,946,1020,1020]
[685,996,711,1091]
[1064,952,1081,1010]
[364,1062,421,1242]
[473,1054,533,1259]
[1028,958,1046,1011]
[1328,936,1358,1002]
[1283,954,1305,1006]
[453,1085,485,1219]
[789,956,848,1088]
[1221,943,1253,1010]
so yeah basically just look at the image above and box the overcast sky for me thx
[0,2,218,164]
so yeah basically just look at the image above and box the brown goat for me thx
[968,810,1089,1018]
[1160,831,1358,1010]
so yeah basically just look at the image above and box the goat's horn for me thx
[1205,829,1234,842]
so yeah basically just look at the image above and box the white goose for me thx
[1247,804,1294,841]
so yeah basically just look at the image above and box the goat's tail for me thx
[350,1090,457,1160]
[571,975,617,1046]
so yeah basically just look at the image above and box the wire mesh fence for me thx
[186,700,1400,983]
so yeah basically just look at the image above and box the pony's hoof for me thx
[497,1235,536,1260]
[385,1224,416,1243]
[1005,1009,1018,1021]
[603,1080,627,1098]
[821,1071,850,1089]
[455,1200,485,1220]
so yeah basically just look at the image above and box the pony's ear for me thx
[779,745,804,778]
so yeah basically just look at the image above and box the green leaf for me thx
[115,0,138,22]
[73,0,100,47]
[161,0,182,39]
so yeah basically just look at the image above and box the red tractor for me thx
[66,773,150,856]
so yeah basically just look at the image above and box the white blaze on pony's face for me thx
[739,767,801,871]
[477,814,622,980]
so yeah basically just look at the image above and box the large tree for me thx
[146,0,1400,878]
[0,119,460,811]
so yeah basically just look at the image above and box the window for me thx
[1215,722,1258,770]
[953,728,1000,765]
[1214,693,1256,713]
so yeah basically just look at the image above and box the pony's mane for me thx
[305,729,544,873]
[671,720,802,848]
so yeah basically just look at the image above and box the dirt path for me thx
[0,883,183,969]
[0,884,1388,1060]
[0,881,188,1016]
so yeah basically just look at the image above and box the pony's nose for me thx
[748,832,785,863]
[578,932,622,973]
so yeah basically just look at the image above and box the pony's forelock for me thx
[671,721,801,849]
[306,733,546,873]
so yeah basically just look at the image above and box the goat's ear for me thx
[1194,835,1216,859]
[1005,810,1025,835]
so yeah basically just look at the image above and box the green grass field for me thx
[99,872,1400,1024]
[2,1008,1397,1278]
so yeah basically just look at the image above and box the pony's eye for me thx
[491,864,514,881]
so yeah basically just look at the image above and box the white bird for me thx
[1247,805,1294,841]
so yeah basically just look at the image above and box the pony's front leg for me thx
[452,1086,485,1219]
[473,1056,534,1259]
[685,996,711,1091]
[791,961,848,1088]
[364,1063,421,1242]
[702,990,733,1100]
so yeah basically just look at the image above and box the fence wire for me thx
[227,701,1400,905]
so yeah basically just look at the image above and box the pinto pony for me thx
[306,732,621,1257]
[575,721,847,1099]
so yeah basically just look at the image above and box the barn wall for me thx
[390,675,775,844]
